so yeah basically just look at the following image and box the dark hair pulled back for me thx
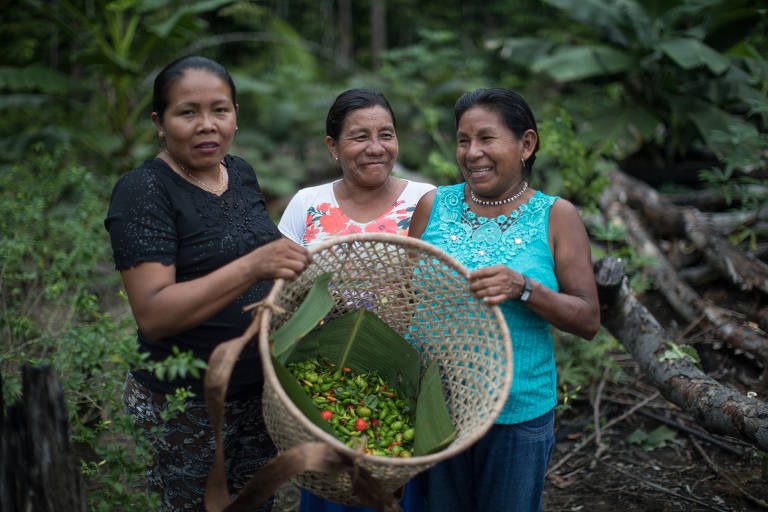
[152,55,237,122]
[326,88,396,141]
[454,88,539,174]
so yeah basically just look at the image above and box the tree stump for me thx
[0,365,86,512]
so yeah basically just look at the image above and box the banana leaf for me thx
[413,360,456,456]
[296,308,421,399]
[273,273,456,456]
[271,272,334,364]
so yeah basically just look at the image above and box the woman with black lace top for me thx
[104,55,310,511]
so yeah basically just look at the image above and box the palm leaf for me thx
[413,360,456,455]
[296,308,421,399]
[271,272,334,364]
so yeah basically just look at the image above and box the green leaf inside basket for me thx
[297,308,421,400]
[414,360,457,455]
[270,272,457,456]
[271,272,334,364]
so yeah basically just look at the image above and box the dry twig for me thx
[599,460,729,512]
[592,366,610,463]
[689,436,768,510]
[548,391,660,476]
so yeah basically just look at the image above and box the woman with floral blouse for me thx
[278,88,433,512]
[278,88,434,247]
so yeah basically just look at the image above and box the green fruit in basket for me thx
[287,357,417,457]
[403,428,415,441]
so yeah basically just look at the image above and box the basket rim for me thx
[258,232,513,467]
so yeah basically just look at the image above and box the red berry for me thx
[354,418,368,431]
[321,410,333,421]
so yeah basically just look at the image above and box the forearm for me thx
[123,236,313,341]
[127,253,265,341]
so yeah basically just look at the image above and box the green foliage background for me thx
[1,0,766,508]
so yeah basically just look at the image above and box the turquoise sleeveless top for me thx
[421,183,559,424]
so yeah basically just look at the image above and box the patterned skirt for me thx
[124,372,276,512]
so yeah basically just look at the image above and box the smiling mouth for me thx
[195,142,219,149]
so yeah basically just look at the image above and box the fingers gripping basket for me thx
[258,233,512,505]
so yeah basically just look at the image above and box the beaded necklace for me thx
[469,181,528,207]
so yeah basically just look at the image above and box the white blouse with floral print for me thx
[278,179,435,247]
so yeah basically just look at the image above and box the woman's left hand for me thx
[468,265,525,305]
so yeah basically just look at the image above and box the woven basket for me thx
[258,233,512,505]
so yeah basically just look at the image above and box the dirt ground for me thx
[543,393,767,512]
[273,355,767,512]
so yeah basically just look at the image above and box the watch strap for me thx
[519,274,532,302]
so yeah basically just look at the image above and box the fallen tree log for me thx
[594,257,768,453]
[666,185,768,211]
[600,191,768,372]
[610,170,768,294]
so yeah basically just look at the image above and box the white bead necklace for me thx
[470,181,528,207]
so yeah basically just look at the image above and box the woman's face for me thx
[326,105,398,189]
[152,68,237,172]
[456,106,535,199]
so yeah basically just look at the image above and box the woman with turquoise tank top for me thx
[408,88,600,512]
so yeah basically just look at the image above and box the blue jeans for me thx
[425,409,555,512]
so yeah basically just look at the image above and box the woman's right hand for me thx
[247,237,312,281]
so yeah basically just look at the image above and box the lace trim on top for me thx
[433,187,553,270]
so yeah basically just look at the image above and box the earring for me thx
[235,125,239,132]
[520,157,526,169]
[334,155,339,161]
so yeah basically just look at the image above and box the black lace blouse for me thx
[105,155,281,398]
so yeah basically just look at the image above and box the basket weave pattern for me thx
[258,233,512,505]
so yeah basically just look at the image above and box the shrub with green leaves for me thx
[0,145,206,510]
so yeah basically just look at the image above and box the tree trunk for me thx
[370,0,386,69]
[594,257,768,452]
[337,0,353,70]
[0,365,86,512]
